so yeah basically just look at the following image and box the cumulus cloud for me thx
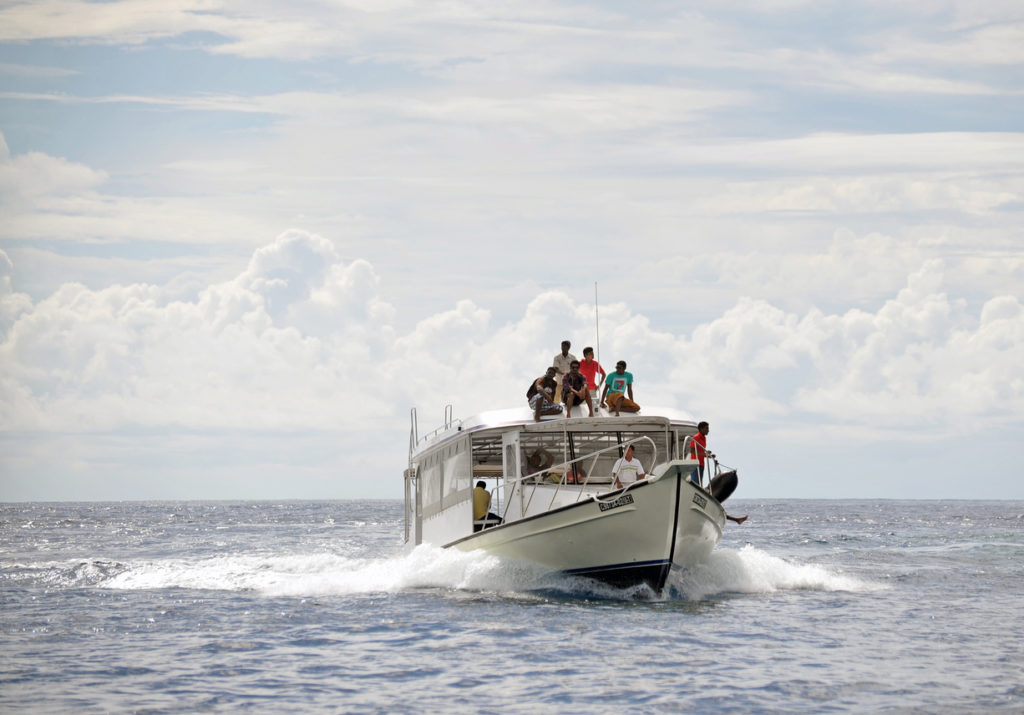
[2,231,1022,445]
[0,230,398,431]
[0,249,33,337]
[658,261,1024,438]
[0,133,107,205]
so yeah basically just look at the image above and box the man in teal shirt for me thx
[600,360,640,416]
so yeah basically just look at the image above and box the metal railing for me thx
[410,404,463,455]
[496,435,659,522]
[679,435,736,489]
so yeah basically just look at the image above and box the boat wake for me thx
[666,544,885,600]
[13,543,882,601]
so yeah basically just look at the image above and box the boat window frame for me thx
[441,436,473,509]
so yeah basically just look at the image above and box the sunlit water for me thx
[2,499,1022,712]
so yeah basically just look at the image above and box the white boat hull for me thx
[445,462,724,591]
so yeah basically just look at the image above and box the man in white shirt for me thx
[552,340,576,402]
[612,444,646,488]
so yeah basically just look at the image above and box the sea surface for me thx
[1,499,1022,713]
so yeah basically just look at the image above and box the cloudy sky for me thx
[1,1,1022,502]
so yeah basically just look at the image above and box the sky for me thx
[1,0,1022,502]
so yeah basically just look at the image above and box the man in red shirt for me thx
[578,346,605,402]
[690,421,747,524]
[689,421,714,486]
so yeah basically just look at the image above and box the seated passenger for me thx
[600,360,640,416]
[527,367,563,422]
[611,444,646,489]
[522,449,554,479]
[562,360,594,417]
[473,481,502,532]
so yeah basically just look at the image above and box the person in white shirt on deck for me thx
[612,444,646,489]
[551,340,577,403]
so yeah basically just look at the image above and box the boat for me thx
[402,401,740,593]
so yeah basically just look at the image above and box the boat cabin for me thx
[404,405,703,548]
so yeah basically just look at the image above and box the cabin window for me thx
[518,434,566,479]
[443,438,471,498]
[552,429,666,480]
[422,452,442,507]
[673,428,698,460]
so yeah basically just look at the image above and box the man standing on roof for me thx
[527,367,563,422]
[612,444,646,489]
[551,340,576,402]
[578,346,605,405]
[600,360,640,416]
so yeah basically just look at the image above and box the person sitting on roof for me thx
[527,367,563,422]
[562,360,594,417]
[600,360,640,416]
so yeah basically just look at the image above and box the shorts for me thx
[563,388,589,405]
[606,393,639,410]
[529,393,562,413]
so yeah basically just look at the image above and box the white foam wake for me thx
[96,543,881,600]
[99,545,553,597]
[671,544,884,600]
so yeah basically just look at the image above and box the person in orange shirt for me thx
[690,421,747,524]
[578,346,605,405]
[689,421,714,486]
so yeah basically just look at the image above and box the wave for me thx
[3,559,131,588]
[668,544,885,600]
[5,544,881,600]
[91,545,552,597]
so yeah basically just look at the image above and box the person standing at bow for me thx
[690,421,748,524]
[689,421,714,487]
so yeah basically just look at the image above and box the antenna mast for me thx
[594,282,601,365]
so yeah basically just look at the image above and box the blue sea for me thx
[2,499,1022,713]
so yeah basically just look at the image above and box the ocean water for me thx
[1,499,1022,713]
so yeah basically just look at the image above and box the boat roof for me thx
[411,404,698,458]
